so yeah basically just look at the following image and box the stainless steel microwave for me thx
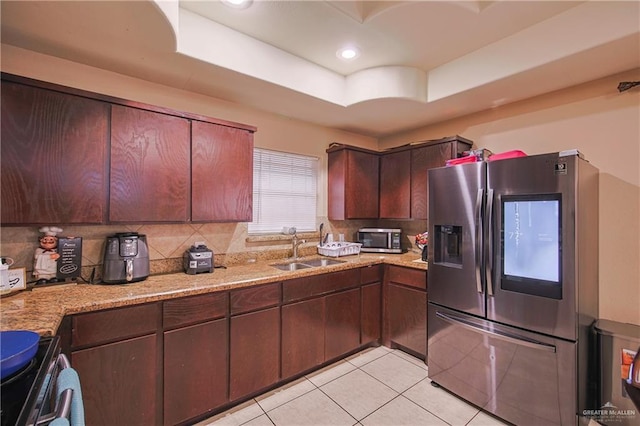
[356,228,403,253]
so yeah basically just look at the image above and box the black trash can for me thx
[592,319,640,426]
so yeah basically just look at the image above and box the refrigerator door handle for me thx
[486,188,495,296]
[435,311,557,353]
[475,188,484,294]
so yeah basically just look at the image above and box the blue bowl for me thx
[0,330,40,380]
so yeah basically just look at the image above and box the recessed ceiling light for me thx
[221,0,253,9]
[337,47,360,61]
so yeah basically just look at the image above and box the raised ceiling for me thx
[1,0,639,137]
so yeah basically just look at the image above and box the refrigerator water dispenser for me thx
[433,225,462,265]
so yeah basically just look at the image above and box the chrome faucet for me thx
[292,232,306,259]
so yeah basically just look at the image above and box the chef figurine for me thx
[33,226,63,284]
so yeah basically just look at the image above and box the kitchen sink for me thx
[271,258,346,271]
[271,262,313,271]
[300,258,346,267]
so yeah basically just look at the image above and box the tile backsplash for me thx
[0,218,427,284]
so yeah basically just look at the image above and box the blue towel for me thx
[56,368,85,426]
[49,418,70,426]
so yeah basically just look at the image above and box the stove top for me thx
[1,336,60,426]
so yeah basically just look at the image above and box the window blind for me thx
[249,148,318,234]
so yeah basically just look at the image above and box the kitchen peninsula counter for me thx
[0,252,426,336]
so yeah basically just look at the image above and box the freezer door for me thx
[428,304,579,426]
[428,162,485,317]
[487,153,599,341]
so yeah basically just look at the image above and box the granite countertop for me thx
[0,252,426,336]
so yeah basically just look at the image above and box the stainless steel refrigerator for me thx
[427,151,599,425]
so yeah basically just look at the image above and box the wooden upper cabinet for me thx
[328,138,471,221]
[191,121,253,222]
[410,143,453,220]
[109,105,190,222]
[1,81,109,225]
[410,138,472,220]
[327,146,379,220]
[379,150,411,218]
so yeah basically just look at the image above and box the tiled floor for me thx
[196,346,511,426]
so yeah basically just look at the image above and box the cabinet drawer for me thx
[386,265,426,290]
[163,292,228,329]
[283,269,360,303]
[360,265,382,284]
[72,303,159,348]
[230,283,281,315]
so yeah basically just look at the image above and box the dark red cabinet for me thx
[325,288,361,360]
[229,283,281,401]
[410,142,459,220]
[327,146,379,220]
[379,150,411,218]
[73,335,159,426]
[281,268,363,377]
[58,263,426,424]
[163,292,229,425]
[328,137,472,220]
[191,121,253,222]
[282,297,325,378]
[109,105,191,222]
[383,265,428,359]
[0,80,109,225]
[230,308,280,400]
[361,264,383,345]
[1,74,255,225]
[70,304,161,426]
[164,319,228,425]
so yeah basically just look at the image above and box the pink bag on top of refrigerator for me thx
[487,150,527,161]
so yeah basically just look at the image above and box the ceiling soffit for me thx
[162,1,639,107]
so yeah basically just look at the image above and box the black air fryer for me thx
[102,233,150,284]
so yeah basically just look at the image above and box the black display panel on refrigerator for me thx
[500,193,562,300]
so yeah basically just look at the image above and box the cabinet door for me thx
[386,283,427,358]
[109,105,190,222]
[361,282,382,345]
[164,318,228,425]
[346,150,379,219]
[72,303,158,349]
[410,143,453,220]
[230,307,280,400]
[72,334,158,426]
[328,148,379,220]
[1,81,108,224]
[325,288,361,360]
[192,121,253,222]
[379,150,411,218]
[282,298,324,378]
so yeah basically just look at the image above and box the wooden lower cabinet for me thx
[69,303,160,426]
[72,334,158,426]
[230,307,280,400]
[281,297,325,378]
[386,284,427,358]
[361,265,383,345]
[59,264,427,425]
[361,282,382,344]
[325,288,360,360]
[384,265,428,359]
[164,318,228,426]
